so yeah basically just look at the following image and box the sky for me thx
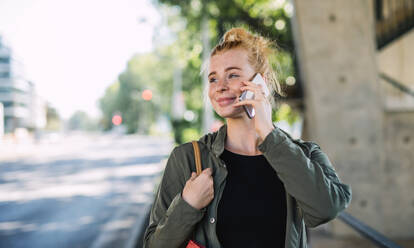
[0,0,160,119]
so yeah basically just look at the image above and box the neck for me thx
[225,117,264,156]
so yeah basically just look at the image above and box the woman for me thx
[143,27,351,248]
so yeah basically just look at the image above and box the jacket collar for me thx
[211,123,227,157]
[209,122,285,157]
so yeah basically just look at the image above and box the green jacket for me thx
[144,124,352,248]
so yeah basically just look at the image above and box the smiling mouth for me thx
[217,97,237,107]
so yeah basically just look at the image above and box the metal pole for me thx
[338,212,403,248]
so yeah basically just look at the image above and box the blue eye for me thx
[209,74,239,83]
[209,78,217,83]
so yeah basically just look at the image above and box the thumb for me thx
[190,172,197,180]
[202,168,212,176]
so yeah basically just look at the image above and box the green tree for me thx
[157,0,296,86]
[152,0,299,143]
[99,81,120,131]
[45,104,61,131]
[99,52,173,134]
[98,0,300,143]
[67,110,99,131]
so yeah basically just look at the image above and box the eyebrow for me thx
[208,66,242,78]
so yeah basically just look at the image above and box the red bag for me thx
[186,240,205,248]
[186,141,205,248]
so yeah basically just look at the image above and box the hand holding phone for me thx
[238,73,270,119]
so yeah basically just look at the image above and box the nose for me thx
[216,76,229,92]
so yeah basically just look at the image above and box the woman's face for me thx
[208,48,256,118]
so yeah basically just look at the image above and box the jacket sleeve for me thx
[258,127,352,227]
[143,147,206,248]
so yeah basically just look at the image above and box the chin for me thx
[215,107,245,119]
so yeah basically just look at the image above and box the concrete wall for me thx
[382,111,414,237]
[378,30,414,237]
[292,0,414,239]
[378,30,414,111]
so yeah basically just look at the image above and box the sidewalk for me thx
[309,229,414,248]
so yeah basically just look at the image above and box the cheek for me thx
[208,85,215,101]
[231,81,244,93]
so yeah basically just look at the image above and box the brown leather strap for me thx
[191,141,202,176]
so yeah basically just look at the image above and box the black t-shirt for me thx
[216,149,287,248]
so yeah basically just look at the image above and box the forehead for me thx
[209,48,250,73]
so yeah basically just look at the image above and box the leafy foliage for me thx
[45,104,62,131]
[67,110,99,131]
[99,0,300,143]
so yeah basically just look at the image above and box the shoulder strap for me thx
[191,141,202,176]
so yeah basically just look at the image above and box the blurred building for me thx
[0,36,46,133]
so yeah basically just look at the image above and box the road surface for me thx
[0,132,173,248]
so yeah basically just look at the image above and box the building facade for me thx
[0,36,46,134]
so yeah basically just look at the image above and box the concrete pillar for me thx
[292,0,386,236]
[382,112,414,238]
[378,30,414,238]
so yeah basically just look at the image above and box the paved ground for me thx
[3,132,412,248]
[0,132,173,248]
[309,227,414,248]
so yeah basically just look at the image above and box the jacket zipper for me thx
[297,204,303,247]
[211,157,227,248]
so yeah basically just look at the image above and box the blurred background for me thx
[0,0,413,247]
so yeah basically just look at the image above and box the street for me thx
[0,133,173,248]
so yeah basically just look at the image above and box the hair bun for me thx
[221,28,249,43]
[221,28,271,57]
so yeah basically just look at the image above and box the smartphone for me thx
[238,73,270,119]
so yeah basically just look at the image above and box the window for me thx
[0,72,10,78]
[0,88,11,93]
[0,101,27,107]
[0,57,10,63]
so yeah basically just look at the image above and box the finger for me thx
[240,89,263,98]
[232,99,257,107]
[202,168,212,176]
[242,80,256,86]
[244,80,267,91]
[241,82,261,91]
[190,172,197,180]
[240,85,258,92]
[240,86,265,97]
[243,80,265,88]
